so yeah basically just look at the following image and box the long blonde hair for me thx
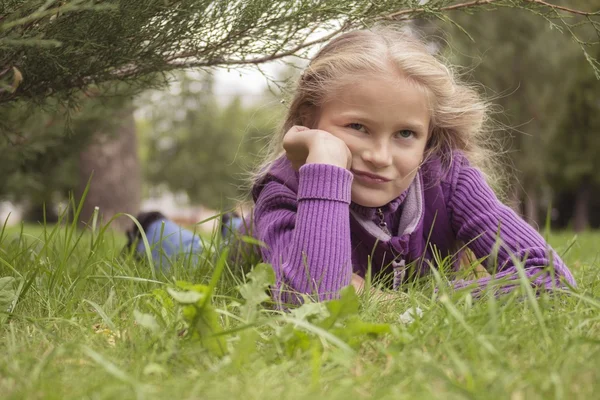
[252,25,499,188]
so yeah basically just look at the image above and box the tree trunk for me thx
[76,105,141,232]
[524,188,539,228]
[23,201,59,223]
[573,180,591,232]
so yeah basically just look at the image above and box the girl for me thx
[130,26,575,304]
[249,26,576,304]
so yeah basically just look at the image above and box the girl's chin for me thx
[352,200,387,208]
[351,181,410,208]
[350,192,395,208]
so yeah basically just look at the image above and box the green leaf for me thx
[187,304,227,357]
[152,288,174,310]
[231,329,259,368]
[239,263,276,321]
[334,317,392,338]
[134,310,160,334]
[319,286,360,329]
[239,282,270,307]
[0,276,17,324]
[175,281,209,293]
[247,263,275,286]
[290,301,330,322]
[171,282,227,356]
[167,287,204,304]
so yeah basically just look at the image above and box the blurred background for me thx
[1,2,599,234]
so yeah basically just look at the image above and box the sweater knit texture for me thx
[251,153,576,304]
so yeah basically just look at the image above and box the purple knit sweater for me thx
[252,153,576,303]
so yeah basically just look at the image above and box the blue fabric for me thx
[136,215,243,271]
[136,219,203,271]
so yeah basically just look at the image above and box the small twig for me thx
[527,0,599,17]
[381,0,500,21]
[381,0,598,21]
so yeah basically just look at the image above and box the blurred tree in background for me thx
[0,91,136,224]
[546,42,600,231]
[444,0,600,230]
[445,8,571,221]
[138,73,280,210]
[76,100,141,231]
[541,0,600,230]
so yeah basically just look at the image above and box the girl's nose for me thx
[362,141,392,169]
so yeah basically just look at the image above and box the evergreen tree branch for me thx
[122,22,350,72]
[0,0,598,107]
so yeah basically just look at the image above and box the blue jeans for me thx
[135,216,243,271]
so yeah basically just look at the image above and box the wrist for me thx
[305,149,348,169]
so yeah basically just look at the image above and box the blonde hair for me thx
[252,25,499,188]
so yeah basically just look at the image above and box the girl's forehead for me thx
[326,74,430,108]
[320,75,431,131]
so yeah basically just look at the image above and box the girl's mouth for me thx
[351,169,391,184]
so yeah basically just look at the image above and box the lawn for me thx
[0,221,598,400]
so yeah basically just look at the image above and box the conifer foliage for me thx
[2,1,597,106]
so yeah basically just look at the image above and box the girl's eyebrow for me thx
[337,111,427,134]
[400,122,427,133]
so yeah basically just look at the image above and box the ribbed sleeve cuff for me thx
[298,163,353,203]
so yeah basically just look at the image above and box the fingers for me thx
[283,126,313,171]
[291,125,310,132]
[283,125,310,146]
[283,125,352,170]
[284,125,310,138]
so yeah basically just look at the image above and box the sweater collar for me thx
[349,188,410,218]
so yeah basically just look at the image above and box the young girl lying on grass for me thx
[127,25,576,305]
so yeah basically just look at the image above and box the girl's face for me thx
[316,74,431,208]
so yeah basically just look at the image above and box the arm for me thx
[253,163,354,304]
[447,158,576,293]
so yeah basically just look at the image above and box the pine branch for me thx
[0,0,598,107]
[113,22,350,77]
[103,1,600,76]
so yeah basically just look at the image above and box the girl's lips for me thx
[352,169,391,183]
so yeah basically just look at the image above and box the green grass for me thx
[0,219,598,400]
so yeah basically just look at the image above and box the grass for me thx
[0,217,599,400]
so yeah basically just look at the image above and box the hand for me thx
[351,274,401,303]
[283,125,352,170]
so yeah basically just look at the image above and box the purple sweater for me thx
[252,153,576,303]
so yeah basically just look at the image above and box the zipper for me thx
[376,208,391,236]
[377,207,406,289]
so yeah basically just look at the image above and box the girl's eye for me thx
[347,123,367,133]
[395,130,415,139]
